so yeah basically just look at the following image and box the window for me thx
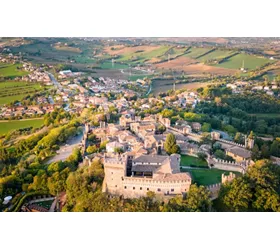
[140,187,142,190]
[171,189,174,192]
[157,188,161,192]
[124,186,127,189]
[133,187,135,190]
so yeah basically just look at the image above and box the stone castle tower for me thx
[245,131,254,150]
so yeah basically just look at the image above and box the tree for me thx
[157,124,166,134]
[234,132,242,144]
[184,184,212,212]
[214,149,225,159]
[251,144,260,160]
[161,109,174,118]
[215,160,280,212]
[201,122,211,132]
[270,140,280,157]
[164,133,180,155]
[114,147,124,154]
[260,144,270,159]
[219,178,253,212]
[88,134,97,143]
[86,145,98,154]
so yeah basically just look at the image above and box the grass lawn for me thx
[0,118,44,135]
[0,63,28,78]
[217,53,273,70]
[180,154,208,167]
[181,168,238,186]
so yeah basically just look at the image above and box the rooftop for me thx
[226,146,251,159]
[133,154,168,164]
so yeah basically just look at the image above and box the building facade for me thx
[103,153,192,198]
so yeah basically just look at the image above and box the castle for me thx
[103,153,192,198]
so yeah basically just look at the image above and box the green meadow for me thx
[217,53,272,70]
[0,119,44,135]
[0,63,28,78]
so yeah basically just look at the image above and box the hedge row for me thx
[12,191,50,212]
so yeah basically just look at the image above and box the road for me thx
[48,72,62,90]
[47,128,84,164]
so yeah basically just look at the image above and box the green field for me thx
[0,119,44,135]
[0,63,28,78]
[184,47,212,59]
[198,49,234,62]
[100,61,129,69]
[159,47,188,60]
[181,168,237,186]
[217,53,272,70]
[0,81,43,105]
[54,45,81,53]
[116,46,170,64]
[180,154,208,167]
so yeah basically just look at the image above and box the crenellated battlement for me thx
[123,176,191,185]
[104,155,127,166]
[213,158,241,166]
[222,172,236,184]
[207,183,221,189]
[217,138,245,148]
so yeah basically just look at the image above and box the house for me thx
[192,122,201,132]
[225,146,251,163]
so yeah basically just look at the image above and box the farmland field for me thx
[0,81,43,105]
[181,167,239,186]
[99,61,129,69]
[0,63,28,78]
[154,55,237,75]
[217,53,273,70]
[151,79,211,95]
[184,47,212,59]
[54,45,81,53]
[0,118,44,135]
[105,45,171,64]
[198,49,234,62]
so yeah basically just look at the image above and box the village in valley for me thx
[1,37,280,212]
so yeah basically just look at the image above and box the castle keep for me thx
[103,153,192,198]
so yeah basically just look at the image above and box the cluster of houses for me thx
[84,76,136,94]
[227,80,279,97]
[163,91,200,108]
[85,113,211,198]
[0,104,62,118]
[58,70,83,79]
